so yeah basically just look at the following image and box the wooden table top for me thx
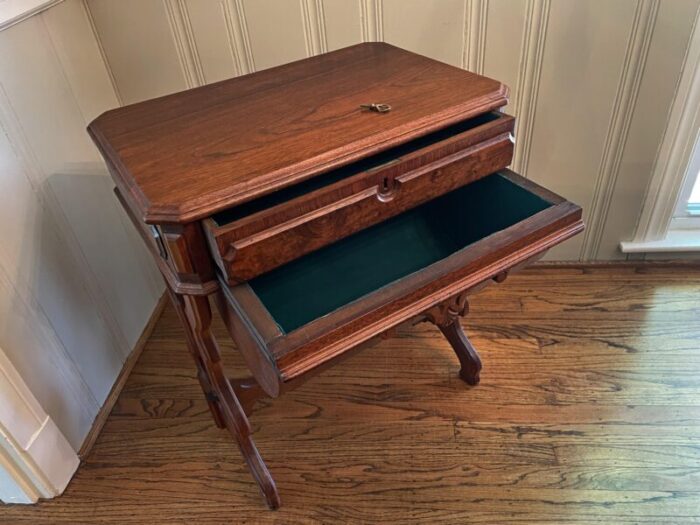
[88,43,507,224]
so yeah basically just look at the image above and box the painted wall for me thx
[85,0,700,261]
[0,0,163,450]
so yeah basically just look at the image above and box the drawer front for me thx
[205,113,515,283]
[218,170,584,389]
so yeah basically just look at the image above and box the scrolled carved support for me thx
[423,291,482,386]
[423,290,470,327]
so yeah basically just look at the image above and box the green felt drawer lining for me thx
[249,173,551,333]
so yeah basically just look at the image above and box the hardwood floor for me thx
[3,265,700,524]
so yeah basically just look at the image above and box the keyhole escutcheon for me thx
[377,175,397,202]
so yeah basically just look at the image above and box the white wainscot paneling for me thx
[0,17,125,408]
[383,0,464,67]
[86,0,188,103]
[597,0,700,259]
[243,0,307,71]
[183,0,237,83]
[0,0,165,449]
[525,0,637,260]
[322,0,362,51]
[0,129,98,449]
[482,0,527,113]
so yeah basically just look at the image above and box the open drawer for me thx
[217,170,583,397]
[204,111,515,284]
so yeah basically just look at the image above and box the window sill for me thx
[620,228,700,253]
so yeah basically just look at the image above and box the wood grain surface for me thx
[88,43,508,223]
[3,265,700,524]
[204,113,515,283]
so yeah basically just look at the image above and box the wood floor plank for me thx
[2,265,700,524]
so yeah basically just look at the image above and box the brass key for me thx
[360,103,392,113]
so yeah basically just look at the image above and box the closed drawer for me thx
[204,111,515,284]
[217,170,584,397]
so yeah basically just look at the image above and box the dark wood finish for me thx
[87,43,583,508]
[154,222,281,508]
[439,320,482,385]
[230,377,267,417]
[215,167,581,505]
[115,183,281,507]
[114,189,218,296]
[213,288,281,398]
[422,291,482,385]
[169,290,280,509]
[204,112,515,282]
[88,42,508,224]
[218,170,583,386]
[5,265,700,523]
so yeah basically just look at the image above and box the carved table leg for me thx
[115,200,280,507]
[423,291,483,386]
[170,291,281,509]
[438,319,482,385]
[167,289,226,428]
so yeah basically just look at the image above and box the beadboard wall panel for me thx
[323,0,361,51]
[595,0,700,260]
[83,0,700,261]
[383,0,464,67]
[0,0,163,450]
[184,0,236,83]
[525,0,637,260]
[481,0,526,114]
[86,0,187,104]
[0,14,125,413]
[242,0,307,71]
[0,117,97,449]
[41,0,117,121]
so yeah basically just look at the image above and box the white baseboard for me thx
[0,347,79,504]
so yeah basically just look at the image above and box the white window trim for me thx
[621,7,700,254]
[0,0,64,32]
[673,132,700,219]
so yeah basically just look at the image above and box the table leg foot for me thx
[423,292,482,386]
[439,319,482,386]
[235,430,281,509]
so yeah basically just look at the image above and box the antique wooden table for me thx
[88,43,583,509]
